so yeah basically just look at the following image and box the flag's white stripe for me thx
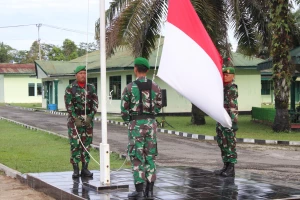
[158,22,232,128]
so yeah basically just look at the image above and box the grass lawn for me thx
[0,103,42,109]
[155,115,300,141]
[0,120,130,174]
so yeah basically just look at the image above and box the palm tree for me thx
[96,0,276,57]
[269,0,299,131]
[96,0,300,127]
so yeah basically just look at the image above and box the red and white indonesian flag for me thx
[157,0,232,128]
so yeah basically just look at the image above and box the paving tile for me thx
[27,167,300,200]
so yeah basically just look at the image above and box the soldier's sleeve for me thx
[88,84,98,119]
[64,85,78,121]
[229,85,238,123]
[153,84,162,114]
[120,86,130,123]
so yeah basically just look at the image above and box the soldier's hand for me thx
[74,118,83,127]
[85,116,93,127]
[232,122,238,132]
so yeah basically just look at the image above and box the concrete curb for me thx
[0,163,22,179]
[3,106,300,146]
[5,104,37,112]
[44,110,300,146]
[0,163,27,185]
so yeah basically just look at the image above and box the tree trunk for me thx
[191,104,206,125]
[270,0,292,132]
[273,108,290,131]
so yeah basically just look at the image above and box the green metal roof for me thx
[257,46,300,71]
[290,46,300,57]
[35,61,88,76]
[73,45,163,70]
[231,53,265,68]
[35,41,263,76]
[35,43,163,76]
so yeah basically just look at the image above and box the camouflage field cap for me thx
[74,65,86,74]
[222,67,235,74]
[134,57,150,69]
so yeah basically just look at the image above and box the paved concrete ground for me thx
[0,106,300,199]
[27,167,300,200]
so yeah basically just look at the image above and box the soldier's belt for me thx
[131,115,155,120]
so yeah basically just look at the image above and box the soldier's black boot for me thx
[128,183,144,200]
[144,181,154,199]
[72,163,80,178]
[221,163,235,177]
[81,162,93,177]
[214,162,228,175]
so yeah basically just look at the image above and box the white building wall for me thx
[57,79,70,109]
[235,70,261,111]
[0,75,4,103]
[4,75,42,103]
[44,69,260,113]
[49,70,192,113]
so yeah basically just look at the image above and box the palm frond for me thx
[124,0,167,58]
[191,0,230,56]
[95,0,167,59]
[230,0,269,56]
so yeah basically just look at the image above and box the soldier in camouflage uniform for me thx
[64,65,98,178]
[214,66,238,177]
[121,57,162,200]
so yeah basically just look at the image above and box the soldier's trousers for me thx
[127,122,158,184]
[68,123,93,164]
[216,125,237,163]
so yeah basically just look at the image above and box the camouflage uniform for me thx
[64,81,98,164]
[216,83,238,164]
[121,76,162,184]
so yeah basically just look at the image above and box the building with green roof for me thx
[35,47,264,113]
[257,46,300,110]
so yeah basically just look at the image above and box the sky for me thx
[0,0,298,52]
[0,0,113,51]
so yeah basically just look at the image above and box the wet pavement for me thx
[27,167,300,200]
[1,106,300,199]
[1,106,300,185]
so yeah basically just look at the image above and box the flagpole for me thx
[99,0,110,186]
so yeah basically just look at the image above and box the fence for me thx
[251,107,276,124]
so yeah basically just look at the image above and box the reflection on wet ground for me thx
[28,167,300,200]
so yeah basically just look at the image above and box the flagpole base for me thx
[100,143,110,186]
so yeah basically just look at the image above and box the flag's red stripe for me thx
[167,0,223,77]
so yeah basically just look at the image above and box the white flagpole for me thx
[99,0,110,186]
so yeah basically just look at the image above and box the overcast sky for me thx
[1,1,297,52]
[0,0,113,50]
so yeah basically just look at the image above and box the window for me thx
[28,83,35,96]
[109,76,121,100]
[126,75,132,85]
[37,83,42,95]
[261,80,271,95]
[88,78,97,94]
